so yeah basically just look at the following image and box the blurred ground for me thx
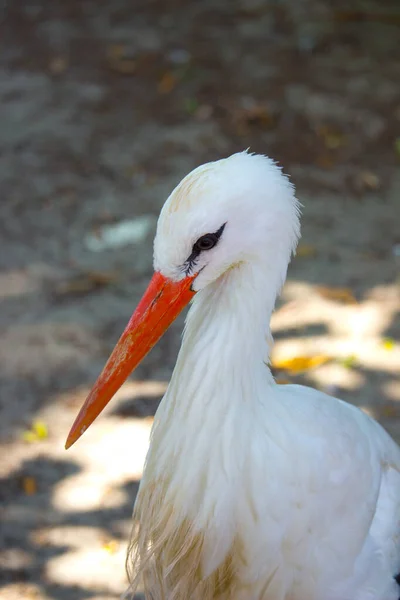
[0,0,399,598]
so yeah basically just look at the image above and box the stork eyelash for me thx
[183,223,226,275]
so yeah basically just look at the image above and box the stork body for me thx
[67,153,400,600]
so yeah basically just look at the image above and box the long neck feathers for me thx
[125,258,290,600]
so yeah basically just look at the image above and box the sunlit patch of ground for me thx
[272,282,400,406]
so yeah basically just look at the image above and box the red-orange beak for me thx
[65,271,196,449]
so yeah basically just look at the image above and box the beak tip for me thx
[65,401,92,450]
[65,433,75,450]
[65,423,83,450]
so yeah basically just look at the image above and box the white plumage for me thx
[68,152,400,600]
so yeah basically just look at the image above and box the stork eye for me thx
[194,234,219,252]
[192,223,226,255]
[183,222,226,275]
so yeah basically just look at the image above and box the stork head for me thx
[154,151,299,291]
[66,151,300,448]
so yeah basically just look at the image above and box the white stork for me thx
[66,151,400,600]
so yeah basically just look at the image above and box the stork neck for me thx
[171,260,284,397]
[150,260,285,475]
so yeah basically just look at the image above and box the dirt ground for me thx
[0,1,399,598]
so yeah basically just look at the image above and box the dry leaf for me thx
[158,72,177,94]
[380,405,399,418]
[272,355,331,373]
[102,539,120,554]
[296,244,317,258]
[242,105,272,126]
[22,420,48,443]
[340,354,358,369]
[33,421,48,439]
[49,56,68,74]
[316,286,357,304]
[382,338,395,351]
[113,59,136,74]
[106,44,136,74]
[324,133,346,150]
[360,171,380,190]
[22,477,37,495]
[54,271,118,297]
[234,103,273,135]
[317,126,347,150]
[353,171,381,194]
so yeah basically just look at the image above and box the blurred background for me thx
[0,0,399,598]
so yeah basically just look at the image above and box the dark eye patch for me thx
[194,232,220,252]
[183,222,226,275]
